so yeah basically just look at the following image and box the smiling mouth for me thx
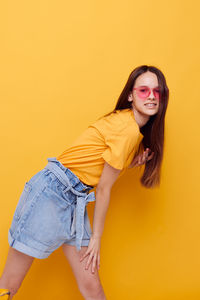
[144,103,157,107]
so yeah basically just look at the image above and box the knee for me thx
[78,277,104,299]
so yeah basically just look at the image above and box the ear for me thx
[128,93,133,102]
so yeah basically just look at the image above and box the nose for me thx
[148,89,155,99]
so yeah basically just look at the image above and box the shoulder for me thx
[89,108,140,136]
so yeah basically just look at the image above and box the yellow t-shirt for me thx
[56,108,144,187]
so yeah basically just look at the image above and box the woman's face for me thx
[128,71,160,117]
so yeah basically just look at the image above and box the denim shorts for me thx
[8,157,96,259]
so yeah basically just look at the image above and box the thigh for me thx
[61,244,102,288]
[0,246,34,288]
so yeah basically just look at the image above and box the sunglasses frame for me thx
[133,86,160,100]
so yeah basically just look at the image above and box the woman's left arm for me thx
[128,148,154,168]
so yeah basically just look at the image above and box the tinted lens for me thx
[137,87,149,98]
[153,88,160,99]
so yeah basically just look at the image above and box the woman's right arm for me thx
[79,162,121,273]
[92,162,121,239]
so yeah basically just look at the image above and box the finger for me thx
[141,153,145,163]
[139,150,149,165]
[80,249,90,261]
[142,151,147,163]
[147,152,154,161]
[148,150,154,157]
[144,149,149,160]
[85,253,94,270]
[92,254,97,274]
[97,253,100,269]
[144,148,150,158]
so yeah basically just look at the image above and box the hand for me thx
[129,148,154,168]
[79,235,101,274]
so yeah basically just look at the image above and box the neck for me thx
[131,106,150,128]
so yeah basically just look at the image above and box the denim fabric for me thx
[8,157,95,259]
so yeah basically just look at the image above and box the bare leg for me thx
[62,244,106,300]
[0,247,34,299]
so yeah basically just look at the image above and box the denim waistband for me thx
[45,157,93,192]
[45,157,96,251]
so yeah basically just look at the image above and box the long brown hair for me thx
[98,65,169,188]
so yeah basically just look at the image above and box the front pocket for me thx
[44,186,71,208]
[23,186,72,247]
[14,182,32,221]
[47,177,76,204]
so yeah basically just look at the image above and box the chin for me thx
[142,109,158,117]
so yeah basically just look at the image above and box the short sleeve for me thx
[101,127,140,170]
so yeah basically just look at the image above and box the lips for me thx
[144,103,157,110]
[144,103,157,105]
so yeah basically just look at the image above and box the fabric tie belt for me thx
[45,161,96,251]
[69,188,95,251]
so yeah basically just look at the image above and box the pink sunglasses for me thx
[133,86,161,100]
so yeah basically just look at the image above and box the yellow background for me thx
[0,0,200,299]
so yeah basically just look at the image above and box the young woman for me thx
[0,65,169,299]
